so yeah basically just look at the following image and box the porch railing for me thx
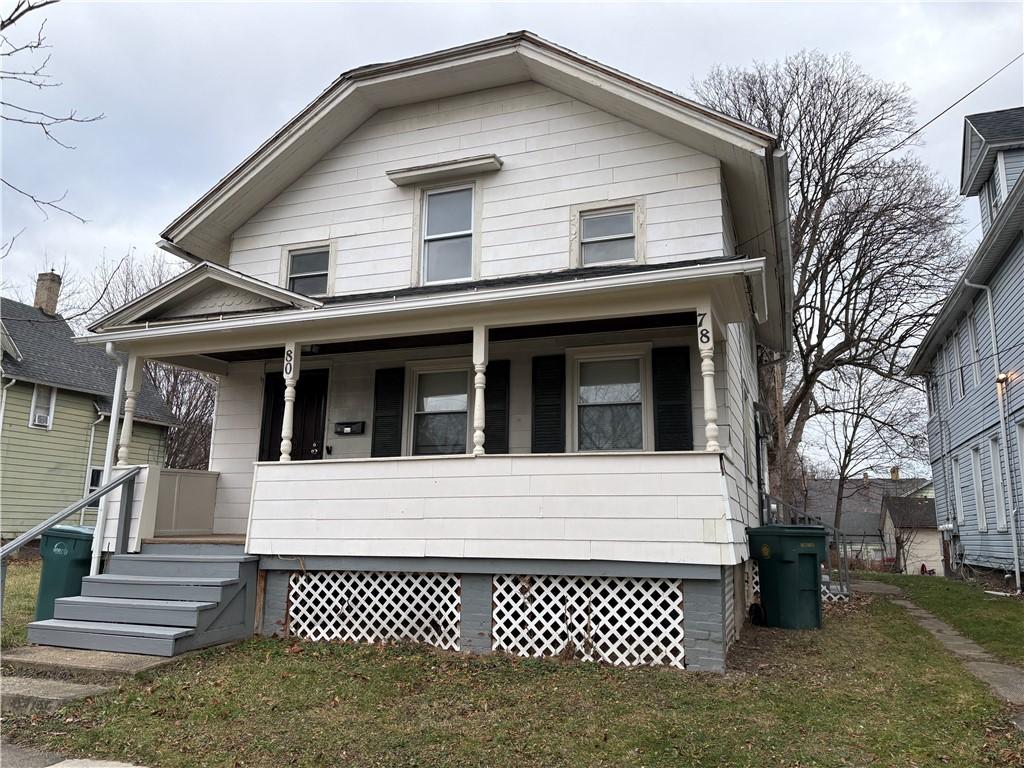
[0,465,142,613]
[759,492,851,600]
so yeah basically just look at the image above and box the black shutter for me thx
[652,346,694,451]
[258,375,285,462]
[531,354,565,453]
[371,367,405,457]
[484,360,511,454]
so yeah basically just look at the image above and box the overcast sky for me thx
[2,1,1021,297]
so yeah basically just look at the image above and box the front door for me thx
[258,368,329,461]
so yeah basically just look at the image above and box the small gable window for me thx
[29,383,56,429]
[422,186,473,284]
[287,247,330,296]
[581,207,635,266]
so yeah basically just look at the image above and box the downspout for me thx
[91,343,125,576]
[81,412,105,525]
[965,278,1021,592]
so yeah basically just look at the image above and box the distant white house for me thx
[29,32,792,670]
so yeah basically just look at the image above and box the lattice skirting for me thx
[287,570,461,650]
[748,560,848,603]
[491,574,686,668]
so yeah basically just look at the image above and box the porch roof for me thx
[77,256,769,359]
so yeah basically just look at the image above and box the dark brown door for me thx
[258,369,329,461]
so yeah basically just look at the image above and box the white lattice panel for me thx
[491,574,685,668]
[288,571,460,650]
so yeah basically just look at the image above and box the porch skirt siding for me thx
[272,567,729,671]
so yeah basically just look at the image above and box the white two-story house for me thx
[28,32,792,671]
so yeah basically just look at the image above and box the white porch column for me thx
[116,354,144,466]
[697,306,720,452]
[280,342,301,462]
[472,325,488,456]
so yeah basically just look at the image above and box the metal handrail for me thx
[0,466,142,611]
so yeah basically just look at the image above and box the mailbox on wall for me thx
[334,421,365,436]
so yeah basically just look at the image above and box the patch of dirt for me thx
[1,541,40,561]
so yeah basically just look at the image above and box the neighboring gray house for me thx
[909,106,1024,587]
[801,472,927,563]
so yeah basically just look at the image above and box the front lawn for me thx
[857,572,1024,665]
[1,558,41,649]
[7,597,1023,768]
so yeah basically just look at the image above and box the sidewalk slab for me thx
[2,646,175,683]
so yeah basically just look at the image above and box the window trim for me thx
[989,437,1008,531]
[414,182,479,287]
[951,455,964,524]
[951,334,965,399]
[404,358,473,456]
[566,344,654,453]
[279,240,336,298]
[570,197,646,268]
[967,313,982,385]
[971,446,987,533]
[28,383,56,430]
[85,465,104,509]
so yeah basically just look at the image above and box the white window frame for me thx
[570,197,646,268]
[967,313,982,385]
[85,465,104,509]
[951,334,965,399]
[404,359,473,456]
[28,383,56,430]
[416,183,477,287]
[951,455,964,524]
[971,446,987,533]
[279,241,335,298]
[566,344,653,453]
[989,437,1008,531]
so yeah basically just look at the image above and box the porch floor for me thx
[141,535,245,545]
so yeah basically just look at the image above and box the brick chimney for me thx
[890,466,900,481]
[33,271,61,315]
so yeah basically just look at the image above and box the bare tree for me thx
[808,367,927,530]
[2,0,102,221]
[693,51,964,500]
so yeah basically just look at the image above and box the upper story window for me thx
[29,383,56,429]
[967,314,982,385]
[412,369,469,455]
[287,247,330,296]
[580,207,636,266]
[576,357,644,451]
[422,186,473,284]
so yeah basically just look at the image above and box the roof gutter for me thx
[157,239,201,264]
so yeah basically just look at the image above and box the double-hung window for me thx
[422,186,473,284]
[576,357,644,451]
[971,447,987,532]
[412,370,469,455]
[989,438,1008,530]
[29,384,56,429]
[967,314,982,385]
[580,207,635,266]
[953,332,966,398]
[951,456,964,523]
[286,247,330,296]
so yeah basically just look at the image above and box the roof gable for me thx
[88,262,322,332]
[961,107,1024,195]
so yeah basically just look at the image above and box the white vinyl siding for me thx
[971,447,987,533]
[228,82,727,292]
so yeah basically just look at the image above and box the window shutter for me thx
[652,346,693,451]
[371,367,405,458]
[484,360,511,454]
[258,375,285,462]
[531,354,565,453]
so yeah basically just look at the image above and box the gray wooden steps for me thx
[55,596,217,627]
[27,544,259,657]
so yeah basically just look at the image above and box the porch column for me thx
[472,326,488,456]
[116,354,144,465]
[280,342,301,462]
[697,306,720,452]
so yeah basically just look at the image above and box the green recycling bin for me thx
[748,525,828,629]
[35,524,94,621]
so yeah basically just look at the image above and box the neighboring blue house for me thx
[909,107,1024,589]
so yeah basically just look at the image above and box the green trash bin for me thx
[35,524,94,621]
[748,525,828,629]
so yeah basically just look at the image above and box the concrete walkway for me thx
[1,742,144,767]
[852,579,1024,718]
